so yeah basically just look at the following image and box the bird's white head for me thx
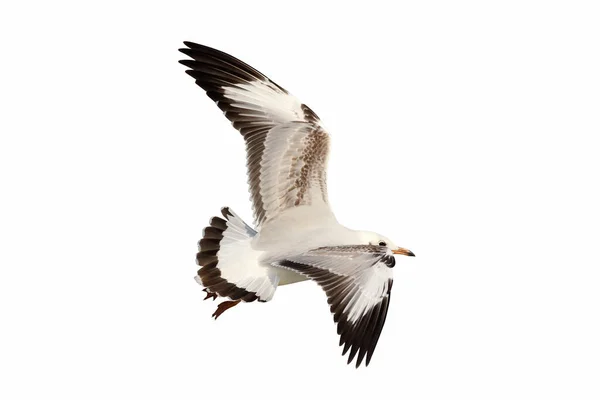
[357,231,415,257]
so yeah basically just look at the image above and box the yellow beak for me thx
[392,247,415,257]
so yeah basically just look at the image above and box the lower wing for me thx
[272,245,395,367]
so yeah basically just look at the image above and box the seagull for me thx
[179,42,415,367]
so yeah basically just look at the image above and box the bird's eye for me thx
[378,241,387,246]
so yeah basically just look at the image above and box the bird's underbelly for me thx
[273,267,309,286]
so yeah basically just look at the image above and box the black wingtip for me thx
[179,41,196,56]
[178,47,196,58]
[183,41,199,48]
[341,341,351,356]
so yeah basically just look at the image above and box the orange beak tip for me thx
[392,248,415,257]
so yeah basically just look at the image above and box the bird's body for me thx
[179,42,414,367]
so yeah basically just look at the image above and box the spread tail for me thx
[195,207,279,302]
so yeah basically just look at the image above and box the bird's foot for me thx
[212,300,241,319]
[203,288,218,301]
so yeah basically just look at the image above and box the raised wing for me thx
[179,42,330,227]
[273,245,395,367]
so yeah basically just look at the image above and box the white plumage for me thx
[180,42,414,367]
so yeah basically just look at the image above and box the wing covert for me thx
[179,42,330,226]
[273,245,395,367]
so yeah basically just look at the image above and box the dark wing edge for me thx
[276,259,393,368]
[178,42,323,225]
[178,41,320,129]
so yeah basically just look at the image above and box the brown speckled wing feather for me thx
[179,42,330,226]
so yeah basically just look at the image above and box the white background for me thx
[1,0,599,398]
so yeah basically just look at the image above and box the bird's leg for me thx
[203,288,218,301]
[212,300,241,319]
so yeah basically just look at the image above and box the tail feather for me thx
[196,207,278,302]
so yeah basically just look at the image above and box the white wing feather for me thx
[180,43,330,227]
[272,245,394,367]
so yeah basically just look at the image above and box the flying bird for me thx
[179,42,415,367]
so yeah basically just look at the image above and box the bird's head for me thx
[358,231,415,257]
